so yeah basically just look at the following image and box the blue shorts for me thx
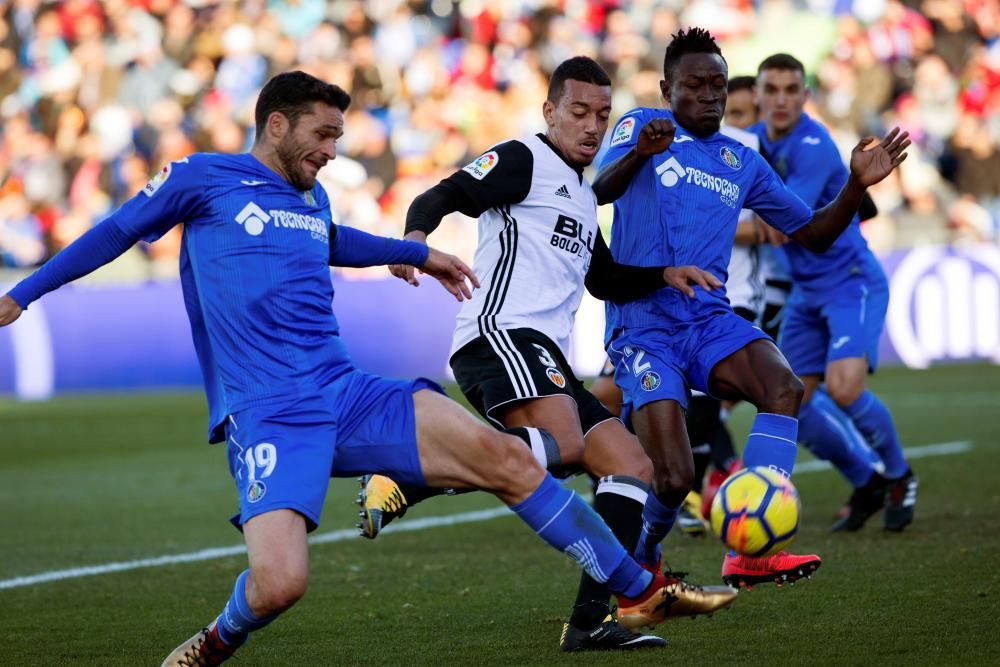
[779,276,889,378]
[224,370,442,532]
[608,310,768,427]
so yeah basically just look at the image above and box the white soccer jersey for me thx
[445,134,600,358]
[720,125,764,315]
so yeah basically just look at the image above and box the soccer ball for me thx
[710,466,800,557]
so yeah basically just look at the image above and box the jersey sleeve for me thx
[743,151,812,236]
[584,229,667,303]
[108,155,209,242]
[443,140,534,216]
[783,136,844,208]
[599,110,645,169]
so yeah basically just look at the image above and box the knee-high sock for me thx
[798,391,877,488]
[742,413,798,477]
[215,570,279,647]
[570,476,647,628]
[633,491,680,569]
[842,390,909,478]
[510,474,652,599]
[686,395,721,493]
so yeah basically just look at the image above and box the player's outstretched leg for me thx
[355,427,562,539]
[411,389,737,631]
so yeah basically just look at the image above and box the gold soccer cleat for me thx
[356,474,409,539]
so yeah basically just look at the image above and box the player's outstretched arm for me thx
[592,118,675,205]
[388,180,458,286]
[791,128,909,253]
[417,247,480,302]
[1,219,139,325]
[584,230,721,302]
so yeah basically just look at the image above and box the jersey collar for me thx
[536,133,584,184]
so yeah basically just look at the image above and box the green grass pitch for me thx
[2,363,999,665]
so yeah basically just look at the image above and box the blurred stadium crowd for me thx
[0,0,997,278]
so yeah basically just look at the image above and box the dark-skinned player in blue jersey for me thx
[592,28,910,588]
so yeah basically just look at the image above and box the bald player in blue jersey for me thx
[0,71,683,665]
[751,53,917,533]
[592,28,910,588]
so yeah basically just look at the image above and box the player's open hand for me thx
[636,118,675,158]
[0,295,23,327]
[388,231,428,286]
[419,247,480,302]
[663,266,723,298]
[849,127,910,187]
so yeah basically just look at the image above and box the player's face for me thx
[661,53,728,137]
[275,102,344,190]
[724,88,757,129]
[756,68,807,139]
[543,79,612,168]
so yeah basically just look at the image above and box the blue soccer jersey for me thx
[600,108,812,337]
[107,153,352,441]
[749,112,881,289]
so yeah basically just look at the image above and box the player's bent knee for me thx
[249,564,308,616]
[826,379,864,407]
[762,371,803,414]
[476,429,544,494]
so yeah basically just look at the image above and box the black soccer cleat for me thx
[559,614,667,652]
[830,472,887,532]
[883,469,918,532]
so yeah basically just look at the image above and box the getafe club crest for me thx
[247,480,267,503]
[640,371,661,391]
[720,146,742,170]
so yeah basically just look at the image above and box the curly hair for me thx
[663,27,725,82]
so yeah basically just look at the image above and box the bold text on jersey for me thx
[550,214,593,259]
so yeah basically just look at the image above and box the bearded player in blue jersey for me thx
[593,28,910,588]
[0,72,685,665]
[750,53,917,533]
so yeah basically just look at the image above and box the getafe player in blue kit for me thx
[0,72,682,665]
[751,53,917,532]
[592,29,910,587]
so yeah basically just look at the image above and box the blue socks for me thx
[633,491,679,569]
[742,412,799,477]
[511,473,652,599]
[215,569,278,647]
[798,391,877,487]
[843,390,908,479]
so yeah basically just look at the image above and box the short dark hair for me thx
[757,53,805,77]
[254,71,351,138]
[663,27,724,82]
[547,56,612,103]
[728,75,755,94]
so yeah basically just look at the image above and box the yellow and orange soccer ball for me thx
[710,467,800,557]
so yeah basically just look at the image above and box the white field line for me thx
[0,440,973,591]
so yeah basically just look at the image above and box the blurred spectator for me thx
[1,0,998,280]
